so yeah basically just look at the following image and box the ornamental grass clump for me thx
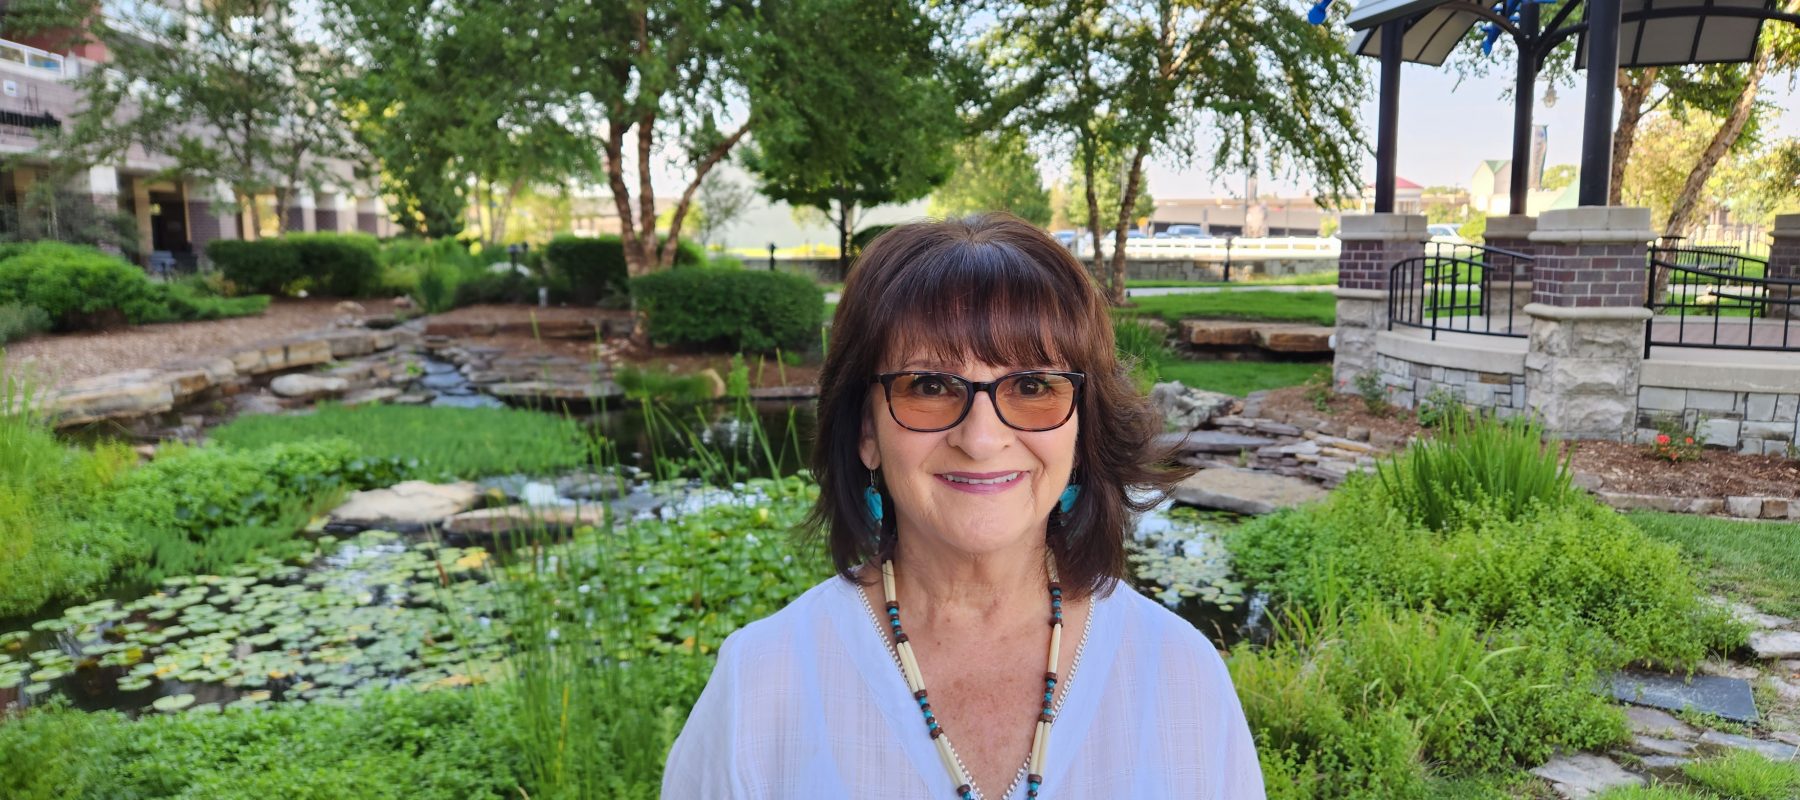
[1375,412,1577,532]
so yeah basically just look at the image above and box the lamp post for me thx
[767,242,777,271]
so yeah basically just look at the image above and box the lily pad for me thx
[151,693,196,713]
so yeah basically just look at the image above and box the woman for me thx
[663,215,1263,799]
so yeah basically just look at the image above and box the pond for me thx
[0,402,1256,718]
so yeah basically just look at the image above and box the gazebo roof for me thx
[1345,0,1779,67]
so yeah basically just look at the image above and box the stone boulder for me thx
[328,481,481,531]
[1172,468,1329,515]
[1149,382,1238,431]
[270,373,350,399]
[442,504,605,543]
[51,370,175,426]
[1529,754,1643,798]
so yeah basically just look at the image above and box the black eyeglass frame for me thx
[870,370,1087,433]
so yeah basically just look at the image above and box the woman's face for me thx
[859,353,1079,559]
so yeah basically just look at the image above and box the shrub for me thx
[0,690,521,800]
[0,302,50,343]
[103,439,410,581]
[545,235,704,305]
[1375,414,1577,531]
[632,267,824,352]
[414,260,460,313]
[208,234,383,297]
[453,264,539,306]
[0,242,171,328]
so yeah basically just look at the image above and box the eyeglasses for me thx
[871,370,1085,433]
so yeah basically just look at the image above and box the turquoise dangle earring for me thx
[1058,484,1080,514]
[865,470,884,525]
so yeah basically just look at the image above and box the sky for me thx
[707,56,1800,248]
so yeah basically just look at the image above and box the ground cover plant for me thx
[1122,289,1337,326]
[205,403,597,479]
[1223,414,1749,796]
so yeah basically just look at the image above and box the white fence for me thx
[1078,236,1341,261]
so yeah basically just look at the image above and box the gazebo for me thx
[1326,0,1800,445]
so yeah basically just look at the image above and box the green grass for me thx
[1626,511,1800,619]
[1121,290,1336,326]
[1125,271,1339,288]
[206,403,596,479]
[1155,360,1326,397]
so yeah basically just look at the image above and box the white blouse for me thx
[663,574,1266,799]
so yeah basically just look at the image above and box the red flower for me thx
[1656,434,1670,445]
[1684,437,1694,445]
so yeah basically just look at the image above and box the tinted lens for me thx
[996,372,1077,430]
[889,373,971,430]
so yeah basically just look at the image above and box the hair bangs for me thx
[874,239,1094,374]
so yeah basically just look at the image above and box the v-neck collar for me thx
[826,575,1122,800]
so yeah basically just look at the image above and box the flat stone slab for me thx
[1629,735,1697,757]
[1172,468,1329,515]
[1155,430,1278,454]
[1612,670,1760,723]
[329,481,480,531]
[1150,382,1238,430]
[341,387,401,407]
[748,385,818,400]
[270,373,350,399]
[486,380,624,402]
[1697,729,1799,761]
[1750,630,1800,660]
[1529,753,1643,798]
[1625,706,1699,739]
[442,504,605,541]
[1178,320,1333,353]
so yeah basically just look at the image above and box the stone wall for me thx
[1635,386,1800,455]
[1374,350,1526,414]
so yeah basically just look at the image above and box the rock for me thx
[1721,599,1794,630]
[335,300,367,315]
[1529,753,1643,798]
[341,387,401,407]
[1636,755,1692,771]
[1172,468,1329,515]
[1254,324,1334,353]
[1697,730,1800,761]
[270,374,350,400]
[392,392,435,405]
[1150,382,1238,431]
[748,385,820,400]
[1252,420,1303,437]
[1181,320,1257,347]
[328,481,481,532]
[1155,430,1277,454]
[392,295,416,311]
[486,380,624,403]
[1629,735,1696,757]
[1750,630,1800,660]
[441,504,605,542]
[50,370,175,427]
[230,392,288,416]
[555,472,626,501]
[1345,425,1370,442]
[133,444,157,461]
[1726,496,1764,518]
[1613,670,1761,724]
[696,368,728,399]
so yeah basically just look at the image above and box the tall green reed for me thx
[1375,411,1576,531]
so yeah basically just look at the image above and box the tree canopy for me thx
[928,130,1053,227]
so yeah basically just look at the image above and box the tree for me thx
[324,0,593,244]
[1059,153,1155,232]
[928,130,1053,227]
[17,0,355,236]
[1541,164,1578,192]
[743,0,958,279]
[692,171,755,250]
[981,0,1365,305]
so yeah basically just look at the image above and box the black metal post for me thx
[1509,1,1541,215]
[767,242,776,271]
[1224,235,1235,281]
[1375,20,1404,214]
[1579,0,1621,206]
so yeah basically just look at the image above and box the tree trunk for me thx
[240,190,262,242]
[1665,60,1773,237]
[1610,67,1658,206]
[1107,146,1147,307]
[1079,137,1106,287]
[836,195,852,281]
[656,120,750,268]
[491,177,524,247]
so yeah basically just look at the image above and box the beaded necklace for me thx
[880,557,1063,800]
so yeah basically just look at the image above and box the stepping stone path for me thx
[1172,468,1329,515]
[1530,753,1645,798]
[327,481,481,533]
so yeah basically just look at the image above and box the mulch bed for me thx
[1256,385,1800,501]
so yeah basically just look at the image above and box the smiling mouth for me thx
[939,471,1023,485]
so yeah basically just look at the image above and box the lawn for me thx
[1626,511,1800,619]
[1125,271,1338,288]
[1155,360,1325,397]
[1122,290,1337,326]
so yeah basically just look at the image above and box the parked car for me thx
[1156,224,1211,240]
[1053,230,1078,250]
[1428,223,1467,244]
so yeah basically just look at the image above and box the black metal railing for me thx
[1388,242,1532,339]
[1645,245,1798,354]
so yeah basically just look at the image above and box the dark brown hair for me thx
[804,213,1192,600]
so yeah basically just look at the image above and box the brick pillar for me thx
[1523,207,1654,440]
[1333,213,1427,391]
[1767,214,1800,319]
[1484,215,1536,332]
